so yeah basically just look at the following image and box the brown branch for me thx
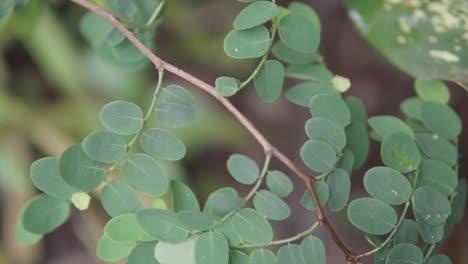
[69,0,359,262]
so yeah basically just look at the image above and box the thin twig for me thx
[244,152,273,201]
[235,221,320,248]
[69,0,358,261]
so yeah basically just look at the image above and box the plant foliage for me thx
[3,0,466,263]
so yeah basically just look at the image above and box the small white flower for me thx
[331,75,351,93]
[71,192,91,211]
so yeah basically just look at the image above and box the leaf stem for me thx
[423,244,436,262]
[359,169,421,258]
[235,221,320,248]
[244,152,273,201]
[145,0,165,27]
[107,68,164,172]
[238,24,278,90]
[358,201,410,258]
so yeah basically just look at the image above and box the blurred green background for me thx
[0,0,466,263]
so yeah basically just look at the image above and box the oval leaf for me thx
[59,144,107,191]
[123,154,169,197]
[233,1,280,30]
[22,194,70,234]
[253,189,291,221]
[364,166,412,205]
[82,131,127,163]
[347,197,397,235]
[224,26,271,59]
[140,128,186,161]
[99,101,144,135]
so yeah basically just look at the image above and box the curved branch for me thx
[69,0,358,261]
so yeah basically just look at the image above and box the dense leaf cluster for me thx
[5,0,466,264]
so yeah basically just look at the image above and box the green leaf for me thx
[412,186,451,226]
[154,236,197,264]
[30,157,79,201]
[156,102,196,128]
[345,96,368,123]
[272,42,319,65]
[415,79,450,104]
[394,219,419,245]
[337,149,355,175]
[277,244,302,264]
[416,133,458,166]
[0,0,15,20]
[215,76,240,97]
[401,98,423,121]
[300,140,337,173]
[163,85,194,105]
[249,249,278,264]
[368,116,414,140]
[301,182,329,211]
[286,63,333,82]
[310,94,351,127]
[300,236,326,264]
[231,208,273,244]
[123,154,169,197]
[230,250,249,264]
[82,131,127,163]
[285,82,338,107]
[15,207,43,246]
[104,213,144,244]
[266,170,293,198]
[59,144,107,191]
[426,255,453,264]
[345,122,369,169]
[364,166,412,205]
[327,169,351,212]
[171,180,200,212]
[107,27,125,46]
[177,211,219,231]
[224,26,271,59]
[101,180,144,217]
[227,154,259,185]
[381,133,421,173]
[347,197,397,235]
[140,128,186,161]
[214,217,243,246]
[278,14,319,53]
[127,241,159,264]
[287,2,321,29]
[195,231,229,264]
[233,1,280,30]
[22,194,70,234]
[418,159,458,197]
[347,0,467,85]
[386,243,423,264]
[414,209,444,243]
[136,209,189,243]
[305,117,347,151]
[96,235,135,261]
[254,60,285,103]
[99,101,144,136]
[204,188,245,217]
[452,179,467,223]
[253,189,291,221]
[420,102,462,140]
